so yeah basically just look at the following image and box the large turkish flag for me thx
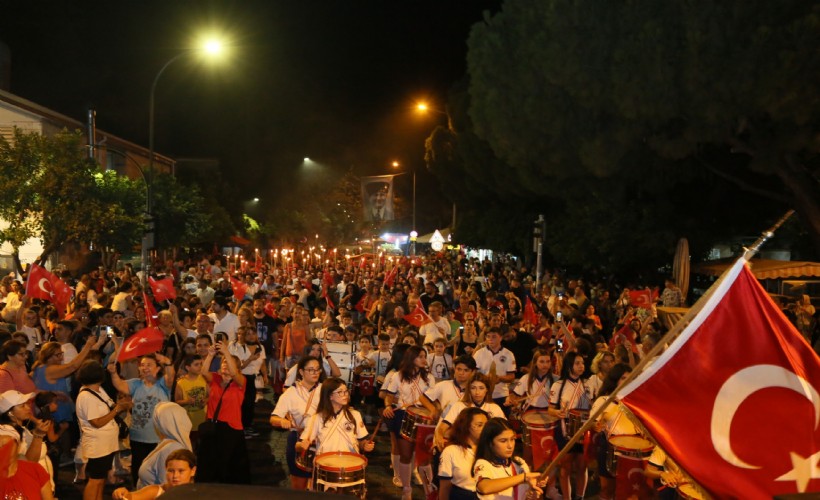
[25,263,73,316]
[620,259,820,498]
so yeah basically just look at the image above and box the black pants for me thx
[241,376,257,429]
[130,440,157,485]
[197,421,250,484]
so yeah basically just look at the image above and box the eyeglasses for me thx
[332,390,350,396]
[302,368,321,373]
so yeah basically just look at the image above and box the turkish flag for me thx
[523,297,538,327]
[404,304,433,328]
[25,263,73,316]
[143,293,158,328]
[529,425,558,471]
[354,294,367,313]
[148,276,177,302]
[384,266,398,287]
[628,288,658,308]
[117,326,165,362]
[619,259,820,498]
[323,287,335,311]
[414,424,436,466]
[230,275,249,301]
[358,256,366,270]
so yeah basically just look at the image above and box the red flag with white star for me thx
[628,288,658,308]
[148,276,176,302]
[404,303,433,328]
[230,275,249,301]
[523,297,537,326]
[117,326,165,362]
[619,259,820,498]
[143,293,158,328]
[25,263,73,317]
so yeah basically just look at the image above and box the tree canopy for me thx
[463,0,820,255]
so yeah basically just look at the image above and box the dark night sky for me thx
[0,0,500,202]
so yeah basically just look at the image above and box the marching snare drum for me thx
[605,435,654,475]
[521,410,557,446]
[566,408,590,436]
[400,405,435,442]
[295,444,316,472]
[314,451,368,498]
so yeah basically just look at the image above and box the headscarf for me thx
[152,402,192,450]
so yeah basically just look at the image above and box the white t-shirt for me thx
[473,346,517,399]
[512,373,555,409]
[367,350,391,378]
[424,380,466,418]
[420,317,451,345]
[439,445,477,491]
[76,386,120,459]
[18,325,43,352]
[210,312,240,342]
[300,408,369,455]
[428,353,454,381]
[284,360,332,387]
[473,458,532,500]
[384,372,436,408]
[228,341,266,376]
[548,378,593,412]
[442,401,505,425]
[271,382,322,431]
[61,343,79,365]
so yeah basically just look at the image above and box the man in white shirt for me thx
[209,297,240,342]
[420,302,451,346]
[195,280,215,307]
[472,327,516,415]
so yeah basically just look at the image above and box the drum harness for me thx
[556,377,588,436]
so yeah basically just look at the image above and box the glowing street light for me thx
[144,33,230,283]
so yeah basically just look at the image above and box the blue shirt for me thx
[127,378,170,443]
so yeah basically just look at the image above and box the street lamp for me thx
[143,36,228,283]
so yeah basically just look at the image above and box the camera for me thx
[38,405,53,421]
[556,311,563,322]
[215,332,227,344]
[105,326,114,339]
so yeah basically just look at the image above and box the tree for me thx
[0,129,121,267]
[89,170,144,269]
[465,0,820,254]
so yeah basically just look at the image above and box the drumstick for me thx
[367,416,384,443]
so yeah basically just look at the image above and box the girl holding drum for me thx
[507,349,555,411]
[270,356,324,490]
[296,377,374,455]
[383,345,437,500]
[437,407,487,500]
[435,373,504,450]
[473,417,543,500]
[548,351,593,500]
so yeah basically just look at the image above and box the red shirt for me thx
[0,460,49,499]
[207,372,245,431]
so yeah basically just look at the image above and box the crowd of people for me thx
[0,250,816,499]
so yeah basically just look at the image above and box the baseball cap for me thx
[0,391,35,414]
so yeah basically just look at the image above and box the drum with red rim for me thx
[295,444,316,472]
[677,483,705,499]
[314,451,368,498]
[400,405,435,442]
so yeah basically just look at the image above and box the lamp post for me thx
[143,37,226,284]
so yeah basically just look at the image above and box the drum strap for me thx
[295,383,318,431]
[409,375,427,406]
[558,378,583,435]
[521,376,549,412]
[320,411,358,453]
